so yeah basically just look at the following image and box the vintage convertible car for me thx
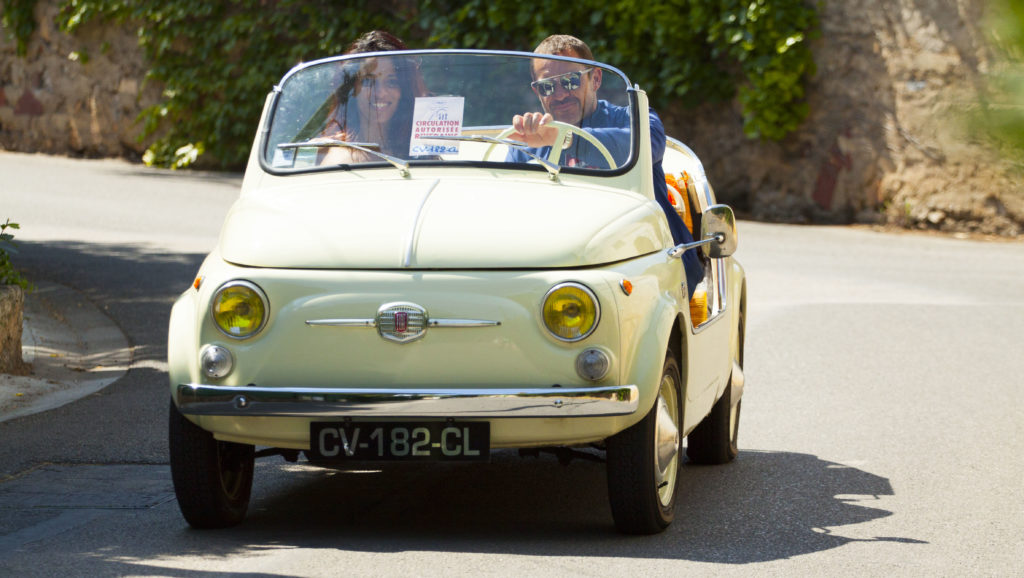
[168,49,746,535]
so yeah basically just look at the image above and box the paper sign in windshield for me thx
[410,96,465,157]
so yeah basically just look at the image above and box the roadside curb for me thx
[0,281,132,423]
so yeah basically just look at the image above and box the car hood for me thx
[218,176,668,269]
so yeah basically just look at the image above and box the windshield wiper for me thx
[426,135,561,179]
[277,138,409,177]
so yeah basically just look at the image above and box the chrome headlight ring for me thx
[209,279,270,340]
[541,281,601,342]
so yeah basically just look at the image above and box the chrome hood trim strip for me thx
[305,318,501,328]
[305,318,376,327]
[176,383,638,418]
[428,318,501,327]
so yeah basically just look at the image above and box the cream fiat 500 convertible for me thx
[168,49,746,535]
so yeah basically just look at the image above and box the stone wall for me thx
[671,0,1023,235]
[0,0,159,158]
[0,285,28,375]
[2,0,1022,235]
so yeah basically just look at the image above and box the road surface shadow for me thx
[12,240,206,358]
[3,449,917,572]
[0,241,206,474]
[202,449,919,564]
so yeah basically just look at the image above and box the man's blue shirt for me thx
[507,101,705,296]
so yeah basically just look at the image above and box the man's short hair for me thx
[534,35,594,61]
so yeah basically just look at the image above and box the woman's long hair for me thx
[323,31,427,158]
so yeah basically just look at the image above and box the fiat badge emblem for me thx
[376,302,427,343]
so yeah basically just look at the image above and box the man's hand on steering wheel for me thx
[511,112,559,147]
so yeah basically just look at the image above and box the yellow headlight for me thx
[542,283,600,341]
[211,281,268,339]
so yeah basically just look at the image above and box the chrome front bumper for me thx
[176,383,639,418]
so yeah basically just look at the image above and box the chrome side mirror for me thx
[701,204,737,258]
[667,204,738,260]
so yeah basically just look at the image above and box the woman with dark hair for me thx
[345,29,408,54]
[321,31,427,164]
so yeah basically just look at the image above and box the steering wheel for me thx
[482,121,618,169]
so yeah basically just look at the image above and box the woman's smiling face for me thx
[354,59,401,127]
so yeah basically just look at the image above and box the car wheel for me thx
[606,353,681,534]
[686,308,743,465]
[168,397,254,528]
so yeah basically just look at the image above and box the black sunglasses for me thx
[531,69,590,97]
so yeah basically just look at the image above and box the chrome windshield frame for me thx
[278,49,632,90]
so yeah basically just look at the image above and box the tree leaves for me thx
[8,0,818,167]
[0,219,30,289]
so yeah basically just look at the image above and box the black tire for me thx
[687,307,743,465]
[685,383,740,465]
[606,354,682,534]
[169,397,254,528]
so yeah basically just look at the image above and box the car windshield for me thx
[263,51,635,175]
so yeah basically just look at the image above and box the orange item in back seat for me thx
[665,173,693,233]
[689,287,708,326]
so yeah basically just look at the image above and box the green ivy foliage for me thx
[5,0,819,168]
[421,0,819,140]
[0,219,30,290]
[699,0,817,139]
[1,0,38,56]
[57,0,402,169]
[979,0,1024,161]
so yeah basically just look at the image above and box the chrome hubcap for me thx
[655,397,679,473]
[654,372,680,506]
[730,400,740,443]
[730,360,743,443]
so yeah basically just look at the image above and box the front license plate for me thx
[309,421,490,462]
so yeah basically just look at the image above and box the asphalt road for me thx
[1,151,1022,576]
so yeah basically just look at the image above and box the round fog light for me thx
[201,345,234,380]
[576,348,610,381]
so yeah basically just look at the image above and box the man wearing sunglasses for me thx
[509,37,611,158]
[509,35,704,298]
